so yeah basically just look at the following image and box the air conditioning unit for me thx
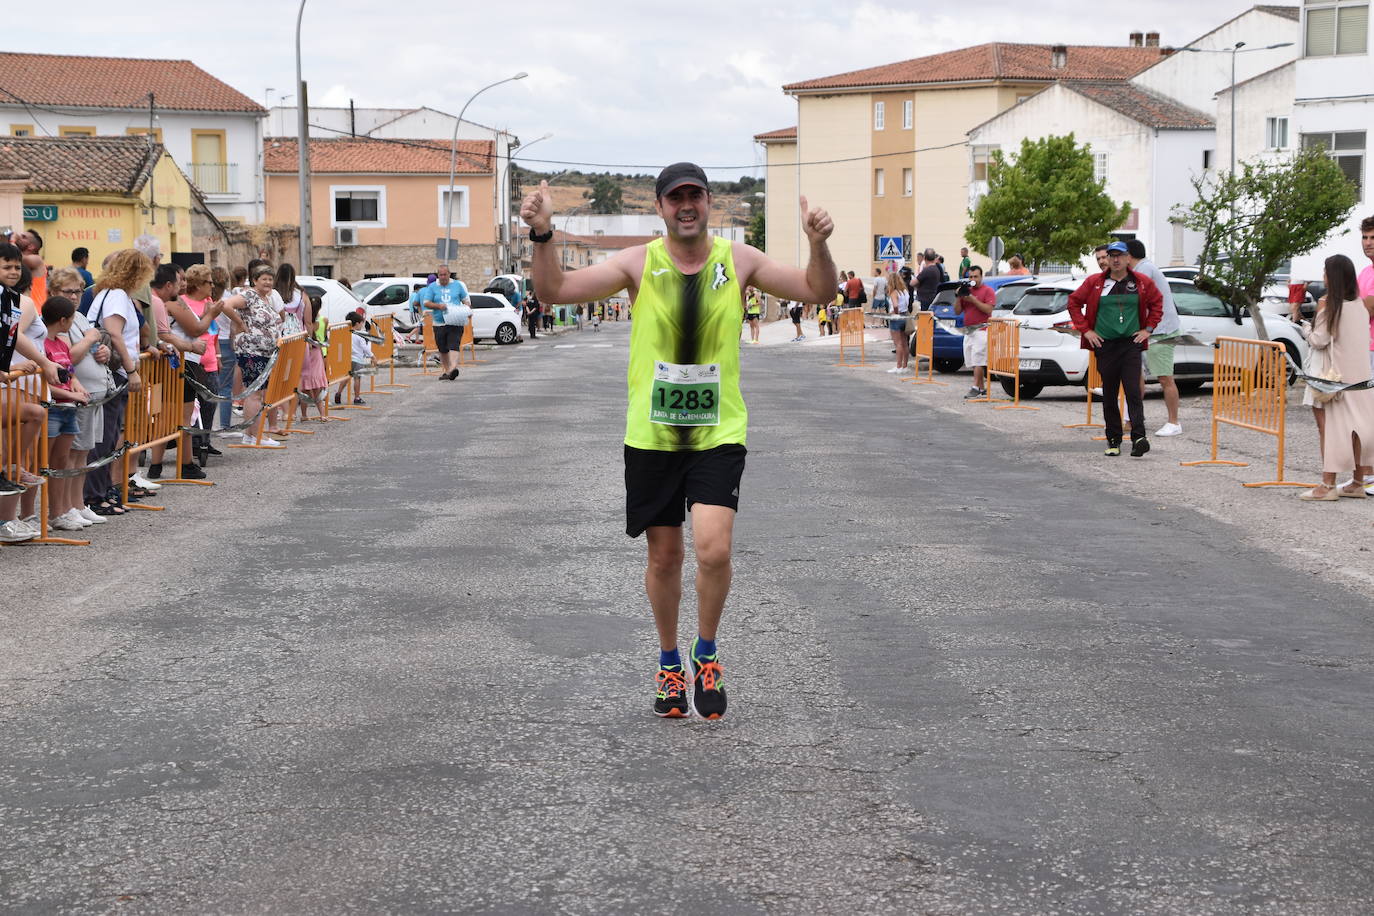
[334,227,357,247]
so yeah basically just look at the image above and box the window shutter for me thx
[1306,7,1337,56]
[1338,4,1369,53]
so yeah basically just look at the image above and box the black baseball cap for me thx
[655,162,709,198]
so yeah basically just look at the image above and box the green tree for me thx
[966,134,1130,273]
[586,175,623,213]
[746,206,766,250]
[1173,145,1358,339]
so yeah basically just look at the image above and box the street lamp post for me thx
[717,200,751,239]
[501,131,553,272]
[294,0,311,274]
[444,72,528,269]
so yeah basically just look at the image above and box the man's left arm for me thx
[738,196,835,303]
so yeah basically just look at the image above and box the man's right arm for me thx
[522,180,637,304]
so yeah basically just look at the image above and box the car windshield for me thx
[339,283,363,302]
[995,284,1033,309]
[1012,289,1070,315]
[353,280,381,300]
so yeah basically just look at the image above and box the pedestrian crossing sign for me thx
[877,236,903,260]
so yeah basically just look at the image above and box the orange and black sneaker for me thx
[687,637,728,720]
[653,666,689,718]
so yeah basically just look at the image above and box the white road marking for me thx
[554,344,577,349]
[591,344,613,348]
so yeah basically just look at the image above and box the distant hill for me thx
[513,168,762,226]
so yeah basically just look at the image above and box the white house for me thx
[1290,0,1373,281]
[550,213,746,242]
[0,52,267,222]
[271,105,520,266]
[967,81,1215,267]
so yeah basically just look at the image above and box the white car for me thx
[298,276,367,325]
[1000,278,1309,399]
[352,276,430,331]
[467,291,523,345]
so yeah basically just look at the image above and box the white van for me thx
[298,276,368,325]
[352,276,431,331]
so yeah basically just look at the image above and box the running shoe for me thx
[1104,438,1122,457]
[1130,437,1151,458]
[0,475,27,495]
[0,519,35,542]
[687,636,728,720]
[653,666,689,718]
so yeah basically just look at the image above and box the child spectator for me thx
[40,296,94,531]
[299,294,328,421]
[344,311,374,405]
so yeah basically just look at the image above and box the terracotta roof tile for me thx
[0,52,264,113]
[753,126,797,141]
[1065,81,1215,129]
[264,137,494,174]
[0,135,161,194]
[783,43,1166,92]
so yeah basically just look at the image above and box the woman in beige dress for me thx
[1300,254,1374,500]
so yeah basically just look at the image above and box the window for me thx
[125,126,163,143]
[1266,117,1290,149]
[902,100,913,130]
[59,126,96,137]
[331,186,385,226]
[374,284,411,306]
[874,101,885,131]
[874,168,885,197]
[1304,0,1369,56]
[436,186,469,228]
[1093,151,1109,184]
[9,124,32,136]
[1170,283,1230,317]
[902,235,912,259]
[902,168,913,197]
[1302,131,1366,198]
[971,145,998,182]
[1203,149,1214,170]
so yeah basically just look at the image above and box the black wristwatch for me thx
[529,226,554,244]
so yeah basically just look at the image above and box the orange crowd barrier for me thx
[1181,336,1311,488]
[231,334,307,449]
[0,365,87,546]
[368,314,408,394]
[974,318,1038,411]
[906,311,947,386]
[415,313,439,376]
[836,307,868,367]
[457,320,484,366]
[121,351,198,510]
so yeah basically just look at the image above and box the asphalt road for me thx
[3,319,1372,914]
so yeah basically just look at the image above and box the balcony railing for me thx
[185,162,239,196]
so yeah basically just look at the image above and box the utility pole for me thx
[295,0,312,274]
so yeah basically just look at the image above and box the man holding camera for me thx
[954,265,996,399]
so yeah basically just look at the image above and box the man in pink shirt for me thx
[1360,215,1374,372]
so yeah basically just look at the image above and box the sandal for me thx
[1339,483,1368,499]
[92,500,125,516]
[1298,486,1339,501]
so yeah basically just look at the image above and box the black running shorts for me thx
[623,443,746,537]
[435,325,463,353]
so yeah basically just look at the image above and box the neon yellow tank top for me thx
[624,237,745,452]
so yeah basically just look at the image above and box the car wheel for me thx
[933,358,963,374]
[495,322,518,345]
[1175,379,1206,394]
[1000,378,1043,399]
[1281,340,1302,385]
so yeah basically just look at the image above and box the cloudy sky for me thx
[38,0,1267,180]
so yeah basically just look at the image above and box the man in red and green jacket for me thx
[1066,240,1164,457]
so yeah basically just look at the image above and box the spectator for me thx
[958,247,972,279]
[936,255,949,283]
[70,247,94,313]
[744,287,761,343]
[209,267,241,431]
[954,266,996,398]
[39,296,94,531]
[83,249,154,515]
[418,264,469,381]
[886,270,912,374]
[914,249,942,310]
[1066,240,1163,457]
[1007,254,1031,276]
[1360,214,1374,374]
[1125,240,1184,437]
[843,270,863,308]
[1093,244,1110,272]
[1299,254,1374,500]
[299,294,329,421]
[788,298,805,341]
[524,292,540,339]
[276,263,305,336]
[871,268,888,314]
[46,268,108,525]
[228,264,285,447]
[542,301,554,331]
[817,298,832,336]
[343,311,373,406]
[161,264,228,478]
[14,230,47,306]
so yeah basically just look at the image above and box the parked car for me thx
[468,292,523,345]
[352,276,430,331]
[912,278,1059,372]
[298,276,367,325]
[483,274,528,307]
[996,278,1309,399]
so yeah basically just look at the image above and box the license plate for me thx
[1019,359,1041,370]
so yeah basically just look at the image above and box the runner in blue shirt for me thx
[419,265,469,380]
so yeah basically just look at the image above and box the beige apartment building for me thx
[760,41,1170,276]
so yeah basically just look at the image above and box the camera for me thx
[955,282,971,298]
[56,367,71,384]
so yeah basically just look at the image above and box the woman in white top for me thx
[886,270,912,374]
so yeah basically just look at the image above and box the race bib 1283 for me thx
[649,361,721,427]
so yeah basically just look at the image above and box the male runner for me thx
[521,162,835,719]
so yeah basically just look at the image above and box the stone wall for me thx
[191,212,299,272]
[309,243,500,286]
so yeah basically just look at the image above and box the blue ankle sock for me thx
[694,636,717,659]
[659,648,681,669]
